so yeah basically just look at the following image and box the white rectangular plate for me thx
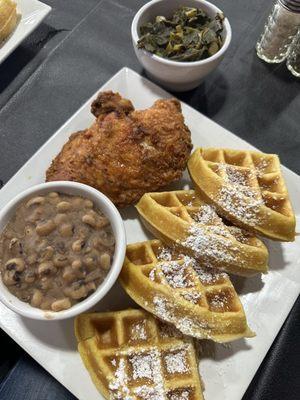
[0,67,299,400]
[0,0,51,64]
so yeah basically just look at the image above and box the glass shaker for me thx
[287,29,300,76]
[256,0,300,63]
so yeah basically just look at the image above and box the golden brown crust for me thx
[46,92,192,208]
[90,91,134,118]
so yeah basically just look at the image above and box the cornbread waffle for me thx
[188,148,296,241]
[75,309,204,400]
[120,240,254,343]
[136,190,268,276]
[0,0,18,43]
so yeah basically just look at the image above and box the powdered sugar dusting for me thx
[214,161,266,226]
[130,321,147,341]
[134,386,163,400]
[181,291,201,304]
[193,264,227,285]
[158,247,173,261]
[191,204,219,225]
[181,224,240,265]
[168,389,191,400]
[153,295,212,338]
[109,358,132,400]
[108,344,195,399]
[228,226,253,244]
[209,292,228,311]
[156,237,233,283]
[164,348,189,374]
[145,247,236,338]
[177,316,210,332]
[222,164,251,186]
[111,358,117,367]
[255,158,270,177]
[158,322,183,339]
[208,290,235,312]
[105,311,199,400]
[153,296,172,322]
[109,350,165,400]
[160,259,195,289]
[218,185,264,226]
[130,352,157,381]
[150,252,196,289]
[149,268,156,282]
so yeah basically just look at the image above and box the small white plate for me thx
[0,0,51,65]
[0,68,299,400]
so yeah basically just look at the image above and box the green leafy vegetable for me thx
[137,6,225,62]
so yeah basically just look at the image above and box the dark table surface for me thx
[0,0,299,399]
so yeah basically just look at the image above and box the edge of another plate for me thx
[0,0,51,65]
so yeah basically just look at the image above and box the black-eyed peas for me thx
[51,298,71,312]
[72,239,85,253]
[83,200,93,209]
[98,231,115,247]
[59,223,73,237]
[48,192,59,198]
[82,213,97,228]
[62,267,77,283]
[5,258,25,272]
[54,213,68,225]
[24,270,36,284]
[0,192,115,312]
[37,261,56,277]
[39,277,52,291]
[100,253,111,270]
[26,196,45,208]
[27,254,37,265]
[85,269,103,283]
[36,220,56,236]
[56,201,72,212]
[31,289,43,307]
[71,259,82,270]
[65,282,87,300]
[40,246,54,261]
[3,270,20,286]
[53,254,69,267]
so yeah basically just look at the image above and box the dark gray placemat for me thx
[0,0,101,108]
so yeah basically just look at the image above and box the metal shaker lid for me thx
[280,0,300,12]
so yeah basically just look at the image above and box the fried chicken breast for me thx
[46,91,192,207]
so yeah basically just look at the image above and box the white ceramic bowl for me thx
[132,0,232,91]
[0,181,126,320]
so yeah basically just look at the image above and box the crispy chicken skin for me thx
[46,91,192,208]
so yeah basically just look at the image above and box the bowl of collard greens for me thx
[132,0,232,91]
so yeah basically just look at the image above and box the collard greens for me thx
[138,6,225,62]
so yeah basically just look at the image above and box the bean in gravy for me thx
[0,192,115,312]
